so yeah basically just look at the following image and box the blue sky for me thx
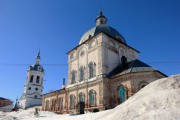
[0,0,179,104]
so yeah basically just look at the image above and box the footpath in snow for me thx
[0,74,180,120]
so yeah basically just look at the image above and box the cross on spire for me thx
[36,49,41,64]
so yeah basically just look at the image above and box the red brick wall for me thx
[0,99,13,107]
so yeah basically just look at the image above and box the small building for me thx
[42,10,167,114]
[0,97,13,112]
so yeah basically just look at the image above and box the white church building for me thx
[19,51,44,109]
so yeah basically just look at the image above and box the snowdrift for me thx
[0,74,180,120]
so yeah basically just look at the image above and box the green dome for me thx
[79,10,126,45]
[28,64,44,72]
[79,24,126,45]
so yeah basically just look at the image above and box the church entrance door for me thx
[118,86,125,103]
[78,102,85,114]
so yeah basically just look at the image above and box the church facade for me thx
[42,10,167,114]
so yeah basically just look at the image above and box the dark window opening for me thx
[141,85,146,88]
[36,76,40,83]
[30,75,33,83]
[121,56,127,68]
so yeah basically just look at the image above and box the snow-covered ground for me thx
[0,74,180,120]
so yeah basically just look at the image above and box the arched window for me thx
[79,67,85,81]
[118,86,126,103]
[80,50,85,57]
[36,76,40,83]
[30,75,33,83]
[34,95,37,99]
[70,54,74,59]
[45,100,49,111]
[52,99,56,111]
[70,95,75,109]
[89,90,96,106]
[141,85,146,88]
[89,62,96,79]
[79,92,85,103]
[59,97,63,109]
[138,81,148,90]
[71,70,76,84]
[121,56,127,68]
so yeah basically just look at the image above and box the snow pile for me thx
[98,74,180,120]
[0,74,180,120]
[0,111,16,120]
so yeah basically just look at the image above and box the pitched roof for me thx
[0,97,7,100]
[108,59,166,78]
[0,97,12,102]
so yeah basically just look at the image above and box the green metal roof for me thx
[79,24,126,45]
[28,64,44,72]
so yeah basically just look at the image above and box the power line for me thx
[0,61,180,66]
[147,61,180,64]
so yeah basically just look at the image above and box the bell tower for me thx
[19,50,45,109]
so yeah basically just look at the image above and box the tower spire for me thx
[62,78,65,89]
[99,8,103,16]
[95,8,107,25]
[36,49,40,64]
[36,49,40,59]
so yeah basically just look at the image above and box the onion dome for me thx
[28,50,44,72]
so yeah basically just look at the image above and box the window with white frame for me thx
[89,90,96,106]
[79,92,85,102]
[71,70,76,84]
[89,62,96,79]
[59,97,63,109]
[79,66,85,81]
[70,95,75,109]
